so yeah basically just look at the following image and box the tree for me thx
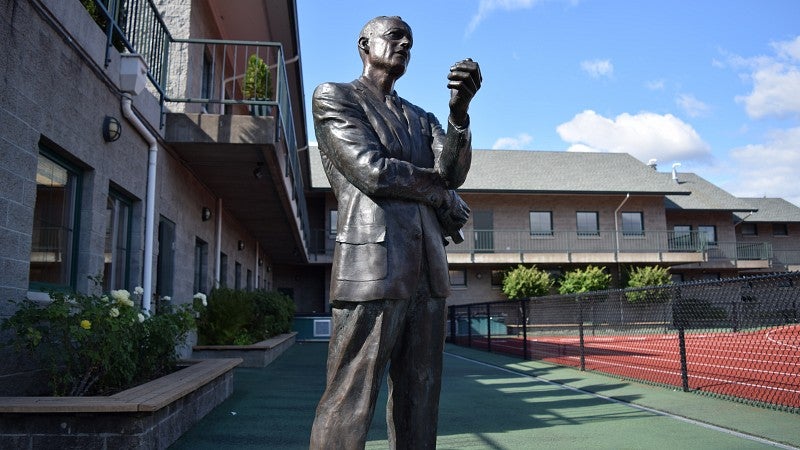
[558,265,611,295]
[625,265,672,303]
[501,265,553,300]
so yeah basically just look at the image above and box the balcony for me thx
[91,0,310,263]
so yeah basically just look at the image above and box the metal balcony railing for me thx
[86,0,310,253]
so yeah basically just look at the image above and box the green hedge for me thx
[196,288,295,345]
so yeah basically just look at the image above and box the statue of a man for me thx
[309,15,481,449]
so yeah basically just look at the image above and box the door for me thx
[473,210,494,253]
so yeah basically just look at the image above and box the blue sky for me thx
[297,0,800,206]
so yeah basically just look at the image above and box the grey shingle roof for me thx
[735,198,800,222]
[664,172,755,211]
[309,147,690,195]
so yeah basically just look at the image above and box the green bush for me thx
[625,266,672,303]
[195,288,295,345]
[501,265,553,300]
[558,265,611,295]
[1,279,195,396]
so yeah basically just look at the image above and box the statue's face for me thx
[364,18,413,77]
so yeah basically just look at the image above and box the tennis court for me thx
[171,342,800,449]
[466,324,800,409]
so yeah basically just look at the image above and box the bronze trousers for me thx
[309,289,446,449]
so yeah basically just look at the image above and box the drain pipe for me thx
[122,94,158,313]
[614,193,631,258]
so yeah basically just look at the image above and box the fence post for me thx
[731,301,739,333]
[578,297,586,371]
[521,299,528,360]
[486,303,492,353]
[678,326,689,392]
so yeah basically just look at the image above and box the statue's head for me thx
[357,16,413,77]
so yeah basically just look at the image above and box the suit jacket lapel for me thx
[353,80,413,162]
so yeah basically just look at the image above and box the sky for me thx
[296,0,800,207]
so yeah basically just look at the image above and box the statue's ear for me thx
[358,37,369,54]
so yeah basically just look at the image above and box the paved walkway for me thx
[171,342,799,449]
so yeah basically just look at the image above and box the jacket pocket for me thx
[335,242,387,281]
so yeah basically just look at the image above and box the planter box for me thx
[192,332,296,367]
[0,358,241,449]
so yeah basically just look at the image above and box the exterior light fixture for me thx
[102,116,121,142]
[238,240,245,251]
[201,207,212,221]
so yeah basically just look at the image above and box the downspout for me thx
[215,197,222,288]
[122,94,157,313]
[614,193,631,260]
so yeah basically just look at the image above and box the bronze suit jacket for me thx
[313,79,472,302]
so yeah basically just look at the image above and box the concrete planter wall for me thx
[192,332,297,367]
[0,358,241,449]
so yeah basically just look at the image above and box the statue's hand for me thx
[447,58,482,126]
[437,190,470,243]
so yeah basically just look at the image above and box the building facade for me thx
[0,0,314,394]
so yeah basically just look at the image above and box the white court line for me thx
[444,351,799,450]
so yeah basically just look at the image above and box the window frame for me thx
[772,223,788,236]
[698,225,717,246]
[29,149,82,291]
[448,268,467,287]
[103,189,133,292]
[194,237,209,294]
[576,211,599,237]
[740,222,758,236]
[529,211,553,237]
[621,211,644,237]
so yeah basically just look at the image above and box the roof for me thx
[735,198,800,222]
[309,147,690,195]
[664,172,755,211]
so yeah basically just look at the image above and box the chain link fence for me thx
[448,272,800,412]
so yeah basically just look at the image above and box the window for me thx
[698,225,717,246]
[329,210,338,238]
[621,212,644,236]
[740,223,757,236]
[235,262,242,290]
[448,269,466,287]
[491,270,505,287]
[576,212,599,236]
[156,217,176,298]
[201,49,214,113]
[246,269,253,291]
[219,252,228,287]
[103,190,132,291]
[772,223,788,236]
[194,238,209,294]
[30,150,81,289]
[671,225,693,250]
[529,211,553,237]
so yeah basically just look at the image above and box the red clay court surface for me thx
[455,324,800,410]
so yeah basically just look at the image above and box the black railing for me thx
[448,272,800,412]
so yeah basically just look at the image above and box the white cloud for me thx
[556,110,711,163]
[467,0,544,35]
[676,93,710,118]
[580,59,613,78]
[645,79,665,90]
[725,126,800,206]
[492,133,533,150]
[731,36,800,119]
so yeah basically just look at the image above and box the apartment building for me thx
[0,0,312,393]
[308,148,800,308]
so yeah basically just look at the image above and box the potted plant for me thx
[242,54,273,116]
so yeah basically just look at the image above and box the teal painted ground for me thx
[170,342,799,449]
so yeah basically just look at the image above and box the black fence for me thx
[448,272,800,412]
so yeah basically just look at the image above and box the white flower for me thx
[194,292,207,306]
[122,298,135,308]
[101,295,109,303]
[137,313,145,323]
[162,296,171,302]
[111,289,130,304]
[109,307,120,318]
[134,286,144,296]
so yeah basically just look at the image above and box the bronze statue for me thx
[309,16,481,450]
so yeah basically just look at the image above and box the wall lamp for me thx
[102,116,121,142]
[238,240,245,251]
[201,206,212,221]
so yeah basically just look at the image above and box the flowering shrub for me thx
[195,288,294,345]
[1,278,195,396]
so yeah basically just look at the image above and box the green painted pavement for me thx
[171,342,799,449]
